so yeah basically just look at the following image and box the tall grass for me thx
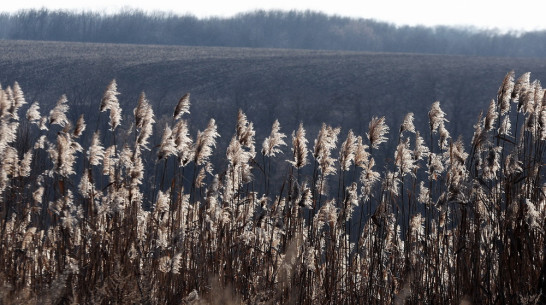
[0,71,544,304]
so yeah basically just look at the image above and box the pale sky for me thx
[3,0,546,32]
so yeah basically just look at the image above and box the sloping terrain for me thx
[1,39,546,148]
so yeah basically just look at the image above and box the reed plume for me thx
[367,116,389,149]
[193,118,220,166]
[49,94,69,127]
[174,93,190,120]
[100,79,122,130]
[262,119,287,157]
[288,123,308,169]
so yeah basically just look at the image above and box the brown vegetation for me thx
[0,71,544,304]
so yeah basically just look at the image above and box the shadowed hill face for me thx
[2,40,546,150]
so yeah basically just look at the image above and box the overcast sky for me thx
[3,0,546,32]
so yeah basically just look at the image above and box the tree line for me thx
[1,9,546,57]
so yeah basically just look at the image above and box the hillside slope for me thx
[1,40,546,148]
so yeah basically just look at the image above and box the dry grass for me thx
[0,71,544,304]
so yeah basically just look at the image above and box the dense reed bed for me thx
[0,71,544,304]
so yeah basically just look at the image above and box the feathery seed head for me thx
[9,82,26,120]
[497,70,515,115]
[174,93,190,120]
[504,153,522,176]
[227,135,252,170]
[395,137,416,177]
[3,146,19,178]
[50,132,83,177]
[73,114,86,138]
[498,115,512,136]
[532,81,543,112]
[343,182,359,221]
[33,185,44,204]
[438,121,450,150]
[410,214,424,237]
[383,171,400,197]
[134,94,155,149]
[448,136,468,167]
[158,125,177,160]
[19,149,33,177]
[173,119,194,166]
[49,95,69,127]
[236,110,256,156]
[262,119,287,157]
[313,123,340,176]
[102,145,117,182]
[512,72,531,106]
[316,199,337,230]
[518,80,537,114]
[484,99,498,132]
[100,79,122,130]
[100,79,119,111]
[400,112,416,134]
[288,123,308,169]
[130,146,145,186]
[525,199,541,231]
[299,182,313,208]
[26,102,41,124]
[428,101,448,133]
[428,153,444,180]
[471,112,487,152]
[360,157,380,200]
[88,131,105,166]
[414,131,429,161]
[194,118,220,166]
[354,136,370,168]
[78,170,94,198]
[483,146,502,180]
[367,116,389,149]
[417,181,431,205]
[339,129,357,171]
[0,86,9,118]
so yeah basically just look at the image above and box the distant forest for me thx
[1,9,546,57]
